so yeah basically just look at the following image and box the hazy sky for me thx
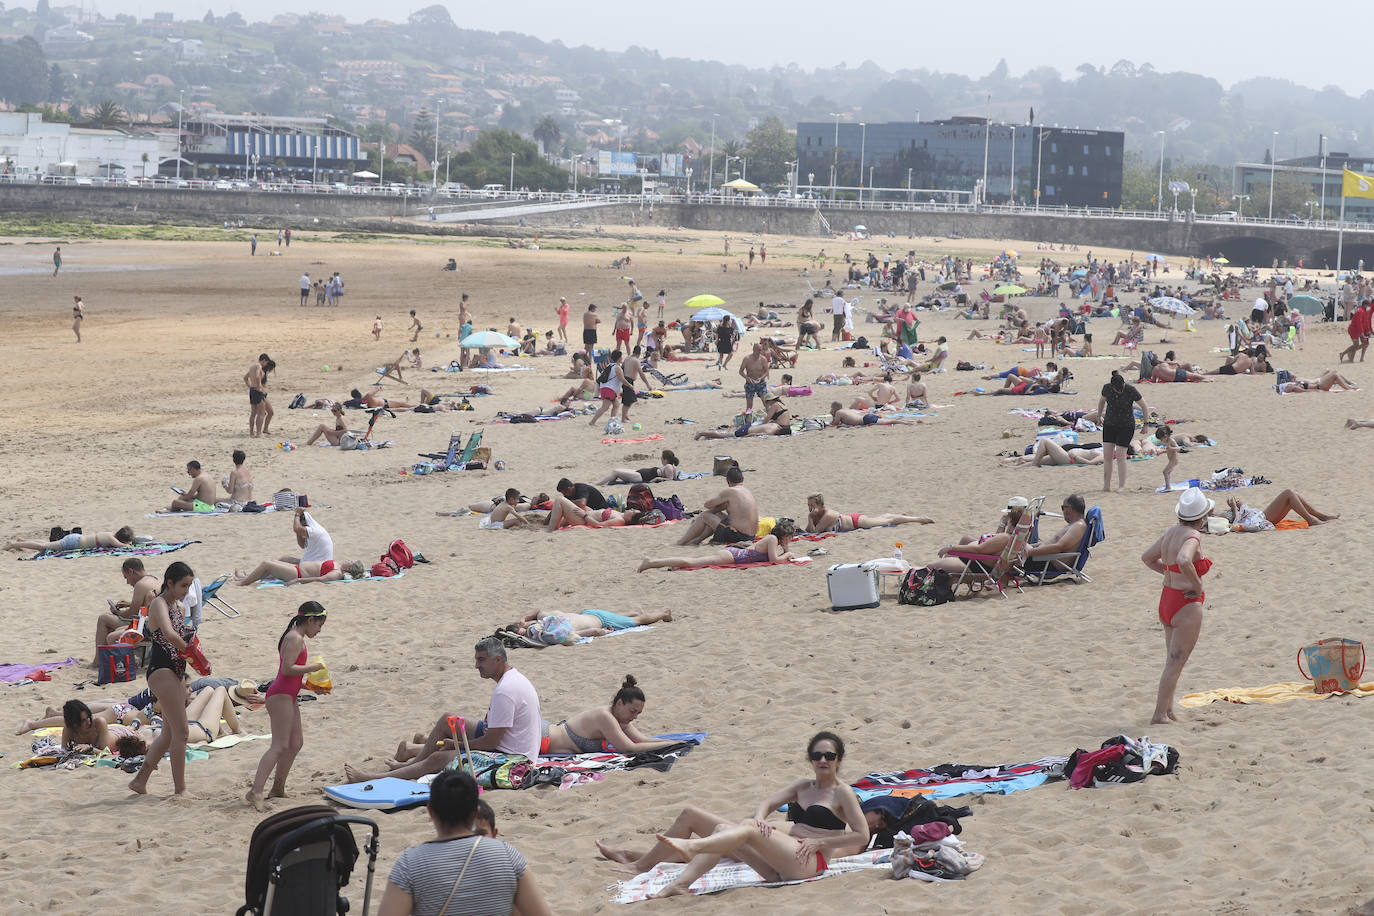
[94,0,1367,95]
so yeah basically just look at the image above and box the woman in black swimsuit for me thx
[128,561,199,797]
[596,732,869,898]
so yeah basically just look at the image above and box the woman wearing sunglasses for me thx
[597,731,868,897]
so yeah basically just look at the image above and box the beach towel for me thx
[492,414,572,423]
[854,764,1059,801]
[255,571,404,589]
[144,505,279,518]
[552,519,683,532]
[672,557,812,571]
[611,851,887,903]
[1157,476,1266,493]
[1273,518,1309,530]
[1180,680,1374,707]
[18,540,198,561]
[0,658,77,683]
[606,472,708,485]
[574,624,655,645]
[602,434,666,444]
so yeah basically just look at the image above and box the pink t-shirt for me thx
[557,302,570,326]
[486,667,542,763]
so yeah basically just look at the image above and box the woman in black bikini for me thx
[596,450,682,485]
[305,404,350,446]
[596,731,869,898]
[128,561,199,796]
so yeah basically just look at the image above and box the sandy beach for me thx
[2,223,1371,914]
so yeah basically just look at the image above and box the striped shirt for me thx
[388,835,527,916]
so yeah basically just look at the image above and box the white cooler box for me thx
[826,563,880,611]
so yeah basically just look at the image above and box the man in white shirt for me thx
[279,508,334,565]
[345,637,543,781]
[830,293,847,341]
[299,273,310,307]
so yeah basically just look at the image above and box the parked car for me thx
[1216,210,1239,221]
[480,183,504,198]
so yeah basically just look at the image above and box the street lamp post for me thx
[1156,130,1165,216]
[685,166,692,196]
[1035,128,1048,211]
[828,111,842,202]
[741,157,747,182]
[1233,193,1249,221]
[432,99,442,194]
[708,114,717,192]
[379,141,385,186]
[639,167,648,210]
[907,166,913,204]
[311,136,319,184]
[980,95,991,205]
[808,172,814,200]
[1009,125,1016,202]
[858,122,866,205]
[1320,134,1328,223]
[445,152,450,187]
[509,152,515,194]
[1188,187,1198,213]
[868,165,874,204]
[176,90,183,180]
[1268,130,1278,220]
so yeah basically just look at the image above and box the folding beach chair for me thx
[418,432,464,466]
[199,574,240,619]
[645,366,688,387]
[1024,506,1104,586]
[945,496,1044,598]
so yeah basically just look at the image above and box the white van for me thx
[480,183,504,198]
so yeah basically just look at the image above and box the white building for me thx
[0,113,161,179]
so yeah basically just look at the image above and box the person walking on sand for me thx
[128,561,199,797]
[1141,487,1214,724]
[589,350,626,427]
[1097,371,1152,493]
[250,234,258,257]
[72,296,84,342]
[248,601,327,810]
[556,296,570,342]
[620,346,645,424]
[371,316,383,341]
[244,353,274,438]
[657,289,667,321]
[408,309,422,343]
[739,343,770,412]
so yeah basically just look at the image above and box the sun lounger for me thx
[1023,505,1103,586]
[943,496,1044,597]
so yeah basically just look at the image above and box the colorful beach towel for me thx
[0,658,78,684]
[255,571,405,589]
[602,434,667,444]
[853,759,1065,802]
[1180,680,1374,707]
[611,851,887,903]
[672,557,812,571]
[18,540,198,561]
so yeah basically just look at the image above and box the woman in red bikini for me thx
[231,558,364,586]
[248,601,327,809]
[1142,487,1214,724]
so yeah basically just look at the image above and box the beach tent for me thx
[352,170,379,179]
[720,179,761,193]
[1288,294,1325,316]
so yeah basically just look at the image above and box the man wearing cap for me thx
[1142,486,1215,723]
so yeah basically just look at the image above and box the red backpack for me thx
[626,484,655,514]
[387,539,415,569]
[370,559,399,578]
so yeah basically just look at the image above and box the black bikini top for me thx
[786,803,846,831]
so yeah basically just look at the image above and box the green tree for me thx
[742,115,794,185]
[46,62,64,103]
[90,99,126,128]
[222,11,245,26]
[532,115,561,156]
[409,108,435,159]
[451,129,568,190]
[1248,172,1311,221]
[0,35,47,105]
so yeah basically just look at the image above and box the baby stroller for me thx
[235,805,379,916]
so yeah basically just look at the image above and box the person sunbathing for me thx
[596,731,868,898]
[850,374,902,411]
[504,609,674,640]
[556,364,597,406]
[1149,361,1208,383]
[804,494,932,532]
[637,519,797,572]
[305,404,351,446]
[695,395,795,438]
[828,402,917,427]
[479,489,548,529]
[1221,490,1339,529]
[546,493,644,530]
[1001,439,1106,466]
[232,558,365,586]
[1280,370,1356,392]
[597,450,682,484]
[662,378,723,390]
[346,388,428,410]
[24,681,245,750]
[6,526,135,553]
[1206,348,1269,375]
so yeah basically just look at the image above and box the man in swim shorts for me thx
[582,303,600,354]
[168,460,218,512]
[828,403,917,427]
[739,343,771,411]
[675,467,760,545]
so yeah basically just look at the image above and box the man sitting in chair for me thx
[1021,494,1087,576]
[94,558,160,653]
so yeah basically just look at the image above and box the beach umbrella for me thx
[683,294,725,310]
[460,331,520,349]
[854,225,868,232]
[1070,268,1087,278]
[689,307,745,333]
[1003,249,1018,258]
[1288,294,1325,316]
[1144,253,1167,262]
[993,284,1027,295]
[1212,257,1230,264]
[1148,296,1197,315]
[720,178,761,192]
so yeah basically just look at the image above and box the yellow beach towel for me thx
[1181,681,1374,707]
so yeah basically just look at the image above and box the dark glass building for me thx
[795,119,1124,207]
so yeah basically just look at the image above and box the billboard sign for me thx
[597,150,637,176]
[659,153,685,177]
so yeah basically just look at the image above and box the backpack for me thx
[632,508,666,526]
[853,335,869,350]
[626,483,655,513]
[288,393,306,409]
[338,431,361,450]
[1274,368,1293,389]
[653,495,686,520]
[370,558,400,578]
[898,566,955,606]
[387,539,415,569]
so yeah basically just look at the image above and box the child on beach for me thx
[1158,425,1179,491]
[372,316,383,341]
[248,601,327,810]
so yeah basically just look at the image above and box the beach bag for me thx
[712,456,737,476]
[288,393,306,409]
[627,483,655,513]
[96,644,137,685]
[1298,638,1366,694]
[653,495,686,521]
[800,417,826,431]
[369,558,400,578]
[529,615,576,646]
[386,539,415,569]
[338,431,361,450]
[446,751,534,790]
[604,419,624,436]
[272,489,298,511]
[898,566,954,606]
[633,508,666,526]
